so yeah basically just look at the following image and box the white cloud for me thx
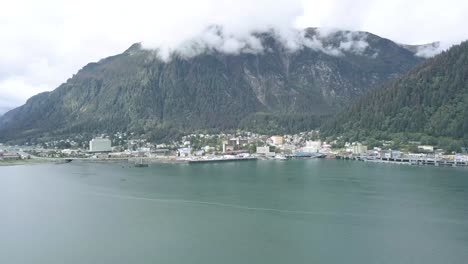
[170,26,267,59]
[414,42,443,58]
[165,26,370,60]
[1,0,468,114]
[0,79,50,111]
[338,32,369,55]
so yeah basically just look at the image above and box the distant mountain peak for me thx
[124,42,143,54]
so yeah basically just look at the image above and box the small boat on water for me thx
[134,157,149,167]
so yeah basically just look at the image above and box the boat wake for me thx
[85,191,467,225]
[86,191,387,219]
[87,191,342,216]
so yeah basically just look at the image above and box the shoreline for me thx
[0,159,52,166]
[3,156,467,169]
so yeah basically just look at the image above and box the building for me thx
[455,154,468,162]
[418,145,434,152]
[256,146,270,154]
[0,152,21,160]
[228,138,249,147]
[222,140,239,153]
[270,136,284,145]
[89,138,112,152]
[391,151,402,159]
[222,143,235,153]
[151,149,171,156]
[302,140,322,153]
[256,146,275,157]
[222,138,249,153]
[351,143,368,154]
[178,147,191,157]
[280,144,297,155]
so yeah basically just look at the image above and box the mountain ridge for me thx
[0,27,425,143]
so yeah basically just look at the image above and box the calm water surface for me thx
[1,159,468,264]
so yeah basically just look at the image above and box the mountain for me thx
[321,41,468,145]
[399,41,441,58]
[0,28,425,143]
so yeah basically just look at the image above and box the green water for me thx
[1,159,468,264]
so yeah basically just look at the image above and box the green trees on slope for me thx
[321,41,468,147]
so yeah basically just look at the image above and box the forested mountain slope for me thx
[321,41,468,144]
[0,28,424,142]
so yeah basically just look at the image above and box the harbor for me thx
[3,133,467,170]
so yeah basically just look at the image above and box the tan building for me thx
[270,135,284,145]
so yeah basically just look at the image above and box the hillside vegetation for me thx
[322,41,468,149]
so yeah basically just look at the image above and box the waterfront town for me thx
[1,130,468,167]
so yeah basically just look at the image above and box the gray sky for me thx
[1,0,467,114]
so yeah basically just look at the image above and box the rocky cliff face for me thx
[0,28,424,142]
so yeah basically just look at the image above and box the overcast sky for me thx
[1,0,468,114]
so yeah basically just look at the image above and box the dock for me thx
[287,152,326,158]
[336,155,468,167]
[187,157,257,164]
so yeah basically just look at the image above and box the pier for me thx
[187,157,257,164]
[336,155,468,167]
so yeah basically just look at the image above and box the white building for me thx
[391,151,402,159]
[89,138,112,152]
[455,155,468,162]
[302,140,322,153]
[256,146,275,157]
[351,143,368,154]
[418,145,434,152]
[178,147,191,157]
